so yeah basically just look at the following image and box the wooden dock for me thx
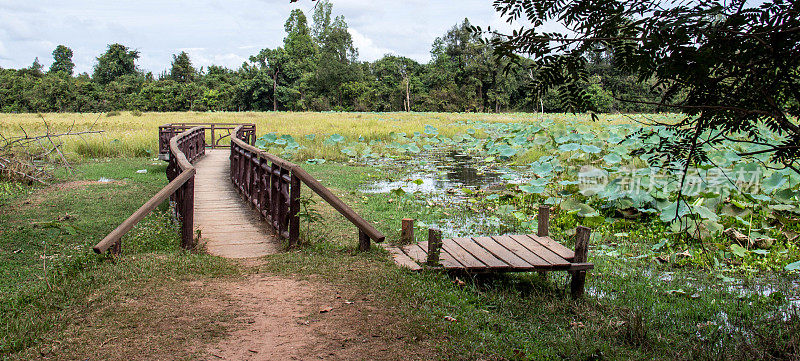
[383,207,594,297]
[382,234,592,272]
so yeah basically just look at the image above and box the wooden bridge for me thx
[93,123,592,297]
[93,123,385,258]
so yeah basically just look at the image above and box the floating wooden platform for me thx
[382,234,593,272]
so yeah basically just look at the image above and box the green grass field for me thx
[1,111,798,360]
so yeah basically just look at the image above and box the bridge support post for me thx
[537,205,550,237]
[180,174,195,250]
[358,230,370,252]
[426,228,442,267]
[289,173,301,247]
[401,218,415,243]
[570,226,591,298]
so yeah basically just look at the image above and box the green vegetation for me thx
[271,162,800,360]
[0,158,238,357]
[1,112,798,359]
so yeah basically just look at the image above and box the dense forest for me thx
[0,1,661,114]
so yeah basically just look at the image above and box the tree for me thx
[486,0,800,172]
[372,55,423,111]
[250,48,289,111]
[49,45,75,75]
[283,9,317,109]
[24,58,44,78]
[93,44,140,85]
[169,51,197,83]
[309,0,361,109]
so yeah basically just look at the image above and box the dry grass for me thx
[0,111,654,160]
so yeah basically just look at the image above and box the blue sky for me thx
[0,0,523,74]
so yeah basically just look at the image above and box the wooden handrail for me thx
[231,126,385,248]
[93,170,195,253]
[95,126,205,254]
[158,123,255,157]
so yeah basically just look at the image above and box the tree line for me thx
[0,1,661,114]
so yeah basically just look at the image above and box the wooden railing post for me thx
[111,239,121,255]
[538,205,550,237]
[427,228,442,266]
[570,226,591,298]
[180,174,195,250]
[210,125,216,149]
[358,230,370,252]
[289,173,301,246]
[401,218,414,243]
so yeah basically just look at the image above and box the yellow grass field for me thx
[0,111,660,161]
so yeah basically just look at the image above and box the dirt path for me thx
[200,272,431,361]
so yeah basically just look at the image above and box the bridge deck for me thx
[194,149,281,258]
[381,234,593,273]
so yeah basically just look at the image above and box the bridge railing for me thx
[231,125,385,250]
[158,123,255,159]
[94,127,206,254]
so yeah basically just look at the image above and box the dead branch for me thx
[0,116,105,184]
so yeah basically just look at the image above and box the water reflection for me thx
[364,149,521,194]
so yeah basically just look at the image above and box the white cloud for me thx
[348,28,394,62]
[0,0,563,72]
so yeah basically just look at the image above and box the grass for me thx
[1,112,798,360]
[0,111,649,160]
[290,162,800,360]
[0,158,239,358]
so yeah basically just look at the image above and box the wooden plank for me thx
[450,237,507,268]
[568,263,594,271]
[491,235,549,267]
[381,245,422,271]
[419,241,463,269]
[472,236,533,269]
[508,234,570,267]
[401,243,428,264]
[529,234,575,260]
[441,239,486,269]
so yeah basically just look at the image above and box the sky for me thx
[0,0,524,75]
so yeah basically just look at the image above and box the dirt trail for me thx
[201,273,431,361]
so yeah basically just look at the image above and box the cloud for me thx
[348,28,394,61]
[0,0,560,72]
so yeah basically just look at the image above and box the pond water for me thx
[362,148,527,196]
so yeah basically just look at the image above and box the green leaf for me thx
[499,147,517,158]
[305,158,326,165]
[327,134,345,143]
[424,125,439,135]
[603,153,622,164]
[660,201,690,223]
[693,205,719,222]
[558,143,581,152]
[730,244,747,258]
[762,172,788,193]
[785,260,800,271]
[260,133,278,143]
[404,144,420,153]
[519,185,545,194]
[581,144,601,153]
